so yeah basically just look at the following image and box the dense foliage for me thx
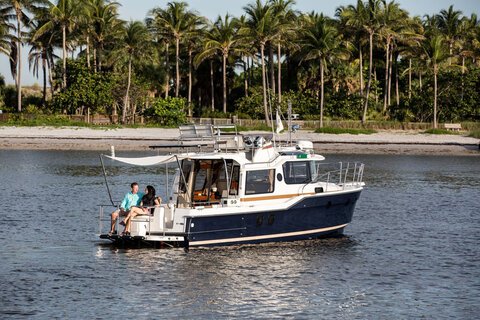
[144,97,187,126]
[0,0,479,128]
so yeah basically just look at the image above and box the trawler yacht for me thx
[99,125,365,248]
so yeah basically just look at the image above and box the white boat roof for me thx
[105,152,250,166]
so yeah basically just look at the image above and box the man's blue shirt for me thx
[120,192,144,210]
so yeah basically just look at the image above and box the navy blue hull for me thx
[186,190,362,246]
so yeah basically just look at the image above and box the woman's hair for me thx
[142,185,156,205]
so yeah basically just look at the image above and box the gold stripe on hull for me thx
[189,223,348,246]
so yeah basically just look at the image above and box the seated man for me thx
[109,182,143,235]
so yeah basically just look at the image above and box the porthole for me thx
[268,214,275,225]
[277,173,283,181]
[256,215,263,226]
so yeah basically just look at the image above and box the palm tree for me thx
[86,0,121,71]
[0,0,47,112]
[120,21,150,124]
[423,34,447,129]
[300,13,345,128]
[34,0,79,88]
[378,1,409,113]
[195,14,240,113]
[242,0,279,125]
[28,10,55,104]
[271,0,296,104]
[76,0,95,69]
[184,13,205,114]
[146,7,172,98]
[0,12,13,56]
[436,5,462,65]
[151,1,195,98]
[397,16,424,100]
[361,0,381,123]
[338,0,381,123]
[337,1,367,97]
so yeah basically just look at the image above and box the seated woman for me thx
[121,185,161,235]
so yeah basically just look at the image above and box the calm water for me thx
[0,150,479,319]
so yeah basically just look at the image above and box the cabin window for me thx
[229,165,240,195]
[245,169,275,195]
[283,161,311,184]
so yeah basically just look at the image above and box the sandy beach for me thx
[0,126,478,155]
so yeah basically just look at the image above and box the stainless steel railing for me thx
[312,162,365,192]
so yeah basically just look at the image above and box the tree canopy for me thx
[0,0,478,126]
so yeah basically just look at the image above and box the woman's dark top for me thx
[141,194,156,214]
[142,194,155,206]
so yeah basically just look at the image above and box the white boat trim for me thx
[189,223,348,246]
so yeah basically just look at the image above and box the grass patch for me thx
[314,127,377,135]
[468,129,480,139]
[423,128,461,135]
[3,115,91,127]
[236,123,273,132]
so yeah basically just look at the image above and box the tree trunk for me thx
[122,57,132,124]
[383,39,390,113]
[165,43,169,98]
[42,54,47,106]
[261,43,270,126]
[243,57,248,97]
[433,64,438,129]
[86,35,91,69]
[395,61,399,106]
[222,54,227,114]
[387,47,393,107]
[175,37,180,97]
[362,32,374,124]
[359,45,363,96]
[319,57,324,129]
[210,59,214,111]
[269,44,275,96]
[277,43,282,104]
[408,58,412,99]
[62,25,67,88]
[93,48,97,72]
[419,71,422,91]
[461,56,465,101]
[98,43,103,71]
[47,55,54,96]
[188,49,192,116]
[16,15,22,112]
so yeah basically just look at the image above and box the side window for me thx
[230,165,240,195]
[283,161,311,184]
[179,160,193,192]
[245,169,275,195]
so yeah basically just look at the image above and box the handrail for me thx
[312,162,365,191]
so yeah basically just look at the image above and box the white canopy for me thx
[104,152,248,167]
[104,155,178,166]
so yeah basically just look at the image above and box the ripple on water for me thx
[0,151,479,318]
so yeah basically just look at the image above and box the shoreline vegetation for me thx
[0,0,479,134]
[1,126,478,155]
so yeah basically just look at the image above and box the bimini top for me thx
[104,152,251,167]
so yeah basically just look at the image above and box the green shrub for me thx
[468,129,480,139]
[144,97,187,127]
